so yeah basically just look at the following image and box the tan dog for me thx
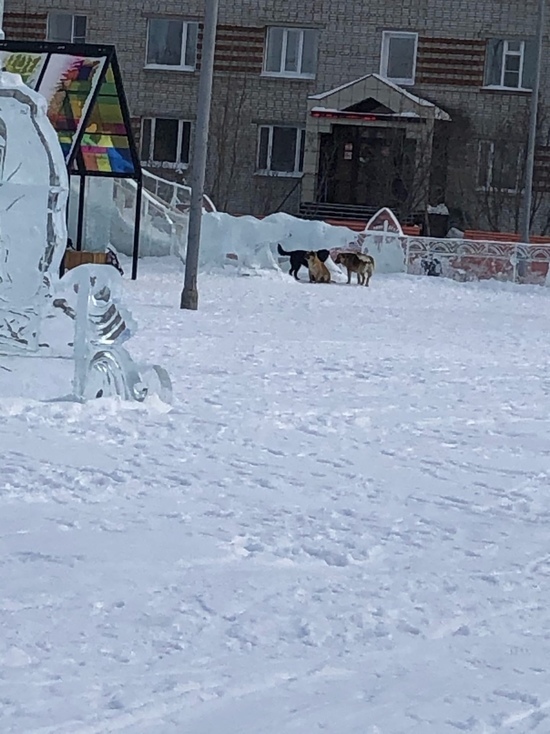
[306,251,331,283]
[334,251,375,286]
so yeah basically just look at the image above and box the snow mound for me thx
[198,211,406,275]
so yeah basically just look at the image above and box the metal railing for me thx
[111,172,217,257]
[141,170,216,214]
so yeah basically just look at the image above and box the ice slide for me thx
[67,170,216,259]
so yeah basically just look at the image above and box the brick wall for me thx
[3,11,46,40]
[1,0,546,223]
[416,38,486,87]
[213,25,264,74]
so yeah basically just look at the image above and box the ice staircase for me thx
[70,170,216,259]
[114,171,216,258]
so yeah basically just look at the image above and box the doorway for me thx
[317,125,416,212]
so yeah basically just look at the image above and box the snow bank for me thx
[100,184,407,274]
[198,212,406,274]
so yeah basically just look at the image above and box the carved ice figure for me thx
[0,72,172,405]
[60,264,172,404]
[0,71,68,354]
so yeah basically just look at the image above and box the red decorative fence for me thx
[404,237,550,285]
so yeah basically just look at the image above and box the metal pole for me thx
[132,178,142,280]
[0,0,5,40]
[180,0,219,310]
[76,175,86,251]
[520,0,545,243]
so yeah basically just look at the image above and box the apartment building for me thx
[3,0,548,231]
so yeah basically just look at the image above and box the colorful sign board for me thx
[0,42,139,178]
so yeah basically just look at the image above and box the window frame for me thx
[483,39,532,91]
[145,18,199,71]
[140,117,192,170]
[256,125,306,177]
[380,30,419,86]
[46,12,87,43]
[262,27,317,79]
[477,139,523,194]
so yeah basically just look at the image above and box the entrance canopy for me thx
[308,73,450,123]
[302,74,451,215]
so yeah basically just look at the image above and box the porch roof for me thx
[309,73,451,122]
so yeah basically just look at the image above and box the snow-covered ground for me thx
[2,259,550,733]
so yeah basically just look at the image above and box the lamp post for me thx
[180,0,219,310]
[520,0,545,243]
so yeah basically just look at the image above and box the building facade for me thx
[3,0,550,232]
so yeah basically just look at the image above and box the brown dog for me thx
[306,251,331,283]
[334,252,375,286]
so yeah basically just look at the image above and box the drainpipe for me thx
[519,0,545,243]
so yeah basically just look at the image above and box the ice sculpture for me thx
[0,71,172,405]
[56,265,172,403]
[0,71,68,354]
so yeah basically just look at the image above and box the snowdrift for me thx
[198,211,407,275]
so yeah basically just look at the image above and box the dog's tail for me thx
[277,243,290,257]
[358,253,375,269]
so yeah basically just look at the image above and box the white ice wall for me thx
[97,186,407,275]
[197,212,406,274]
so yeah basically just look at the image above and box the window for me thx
[477,140,523,192]
[146,19,198,70]
[257,125,305,175]
[484,39,536,90]
[380,31,418,86]
[140,118,191,170]
[47,13,87,43]
[264,27,317,78]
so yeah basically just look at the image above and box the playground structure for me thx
[0,39,217,276]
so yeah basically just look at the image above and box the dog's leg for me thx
[365,271,371,287]
[347,269,351,284]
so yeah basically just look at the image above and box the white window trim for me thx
[262,27,316,80]
[380,30,418,86]
[477,140,523,194]
[47,12,87,43]
[144,19,197,71]
[483,39,531,91]
[256,125,305,177]
[140,118,191,171]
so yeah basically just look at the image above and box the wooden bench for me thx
[63,250,108,272]
[464,230,550,244]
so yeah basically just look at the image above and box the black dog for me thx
[277,244,330,280]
